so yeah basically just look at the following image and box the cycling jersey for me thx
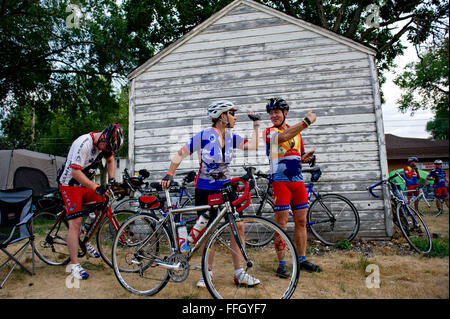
[59,132,113,187]
[264,125,305,182]
[403,165,419,187]
[183,128,247,191]
[428,168,447,188]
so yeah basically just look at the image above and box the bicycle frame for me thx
[130,185,250,270]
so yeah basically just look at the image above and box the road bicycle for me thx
[403,185,431,216]
[368,173,432,254]
[242,165,360,246]
[32,184,136,268]
[111,175,299,299]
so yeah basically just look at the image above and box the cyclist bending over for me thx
[263,98,321,276]
[59,123,124,280]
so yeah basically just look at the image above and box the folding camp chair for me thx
[0,188,35,288]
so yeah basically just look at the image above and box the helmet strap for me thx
[219,113,231,127]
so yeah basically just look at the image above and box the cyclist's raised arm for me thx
[241,112,260,151]
[276,110,316,144]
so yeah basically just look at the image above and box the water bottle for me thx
[177,225,190,253]
[188,212,209,244]
[170,195,179,209]
[82,212,96,233]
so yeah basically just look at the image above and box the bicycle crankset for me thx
[167,253,189,283]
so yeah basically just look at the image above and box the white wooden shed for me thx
[127,0,392,239]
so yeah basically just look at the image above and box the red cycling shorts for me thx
[434,187,448,199]
[59,185,105,220]
[272,181,308,212]
[406,185,419,198]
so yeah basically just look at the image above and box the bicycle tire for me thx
[113,197,139,211]
[396,204,432,254]
[307,193,360,246]
[245,199,276,247]
[112,214,173,296]
[33,210,71,266]
[96,209,136,268]
[202,215,299,299]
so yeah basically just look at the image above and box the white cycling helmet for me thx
[207,100,237,120]
[434,159,443,165]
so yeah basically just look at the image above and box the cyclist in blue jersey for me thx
[161,100,261,288]
[427,159,449,213]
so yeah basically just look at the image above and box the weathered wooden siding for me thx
[129,1,390,239]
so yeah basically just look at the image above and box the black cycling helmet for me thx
[98,123,124,153]
[266,98,289,113]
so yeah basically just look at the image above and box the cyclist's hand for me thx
[247,112,261,122]
[160,174,173,189]
[302,150,315,163]
[305,110,316,125]
[95,185,107,196]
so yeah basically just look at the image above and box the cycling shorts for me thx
[406,185,419,198]
[272,181,308,212]
[59,185,105,220]
[434,186,448,199]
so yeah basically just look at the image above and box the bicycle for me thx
[367,173,432,254]
[32,184,137,268]
[242,165,360,246]
[403,185,432,216]
[111,174,299,299]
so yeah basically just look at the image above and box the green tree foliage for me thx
[394,38,449,139]
[1,0,448,154]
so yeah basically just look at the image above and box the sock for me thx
[234,268,244,278]
[299,256,306,262]
[279,260,287,267]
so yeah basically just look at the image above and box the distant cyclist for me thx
[427,159,449,214]
[59,123,124,280]
[263,97,321,276]
[403,157,420,212]
[160,101,261,288]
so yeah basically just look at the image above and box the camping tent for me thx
[389,168,434,190]
[0,149,66,197]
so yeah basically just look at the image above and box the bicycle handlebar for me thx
[228,177,251,213]
[367,172,404,198]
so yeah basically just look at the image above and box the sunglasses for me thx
[228,110,236,116]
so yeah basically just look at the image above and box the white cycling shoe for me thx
[71,263,89,280]
[86,242,101,258]
[196,270,213,288]
[233,270,260,287]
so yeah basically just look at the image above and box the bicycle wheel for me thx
[112,214,173,296]
[113,198,139,211]
[33,210,70,266]
[245,199,275,247]
[96,209,136,268]
[202,215,299,299]
[396,204,432,254]
[307,194,360,246]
